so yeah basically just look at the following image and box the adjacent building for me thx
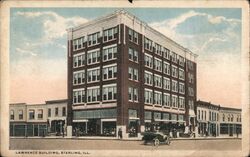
[9,99,67,137]
[67,10,197,138]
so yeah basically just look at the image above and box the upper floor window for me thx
[144,71,153,86]
[103,84,117,101]
[144,54,153,68]
[128,48,138,63]
[179,69,185,80]
[231,114,234,122]
[73,37,85,51]
[144,89,153,104]
[73,70,85,85]
[163,77,170,90]
[62,107,66,116]
[188,87,194,97]
[154,58,162,72]
[179,97,185,109]
[172,95,178,108]
[128,67,139,81]
[163,62,170,75]
[198,110,200,120]
[128,28,138,44]
[154,74,162,88]
[38,109,43,119]
[172,80,178,93]
[87,49,100,65]
[73,89,85,104]
[10,110,14,120]
[187,60,194,70]
[154,91,162,106]
[103,27,118,42]
[48,108,51,117]
[188,73,194,84]
[103,45,117,62]
[18,110,23,120]
[179,83,185,94]
[172,66,178,78]
[163,48,170,60]
[55,108,59,116]
[73,53,85,68]
[144,37,153,51]
[87,68,100,83]
[171,52,178,63]
[155,43,162,56]
[179,56,185,67]
[188,100,194,110]
[88,32,100,46]
[163,93,170,107]
[128,87,138,102]
[87,87,100,103]
[29,109,35,120]
[103,64,117,80]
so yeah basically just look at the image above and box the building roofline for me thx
[220,106,241,111]
[197,100,241,111]
[67,9,198,58]
[10,103,26,106]
[45,99,68,104]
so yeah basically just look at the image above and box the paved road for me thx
[10,138,241,150]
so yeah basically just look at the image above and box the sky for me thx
[10,8,242,108]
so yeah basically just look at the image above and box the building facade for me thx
[9,99,67,137]
[67,10,197,139]
[196,100,241,137]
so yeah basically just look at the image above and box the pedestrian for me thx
[118,128,122,139]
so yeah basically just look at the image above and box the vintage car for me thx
[142,132,171,146]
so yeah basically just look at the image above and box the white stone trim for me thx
[103,43,117,50]
[103,63,117,68]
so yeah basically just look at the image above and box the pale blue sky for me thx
[10,8,242,107]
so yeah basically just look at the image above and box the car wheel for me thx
[154,138,160,146]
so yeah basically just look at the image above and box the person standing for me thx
[118,128,122,139]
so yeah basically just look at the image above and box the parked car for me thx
[142,132,171,146]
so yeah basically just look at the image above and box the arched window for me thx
[18,110,23,119]
[10,110,14,120]
[29,109,35,120]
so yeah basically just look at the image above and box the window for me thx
[179,97,185,108]
[144,37,153,51]
[154,112,161,120]
[87,87,100,103]
[38,109,43,119]
[231,114,234,121]
[48,108,51,117]
[154,58,162,72]
[144,89,153,104]
[201,111,204,120]
[10,110,14,120]
[144,54,153,68]
[128,48,138,62]
[73,53,85,68]
[128,109,138,118]
[128,87,138,102]
[103,84,117,101]
[73,70,85,85]
[29,110,35,120]
[154,91,162,105]
[18,110,23,120]
[163,62,170,75]
[154,74,162,88]
[172,66,178,78]
[172,80,178,92]
[198,110,200,120]
[128,28,138,43]
[144,71,153,86]
[128,67,138,81]
[188,73,194,84]
[163,93,170,107]
[187,60,194,70]
[179,69,185,80]
[103,64,117,80]
[189,100,194,110]
[87,49,100,65]
[179,83,185,94]
[179,56,185,67]
[188,87,194,96]
[87,68,100,83]
[62,107,66,116]
[73,37,85,51]
[103,27,118,42]
[88,32,100,46]
[163,48,170,60]
[73,89,85,104]
[223,114,225,121]
[155,43,162,56]
[171,52,178,63]
[55,108,59,116]
[103,45,117,61]
[172,95,178,108]
[163,77,170,90]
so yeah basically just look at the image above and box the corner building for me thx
[67,10,197,138]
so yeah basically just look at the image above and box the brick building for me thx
[67,10,197,138]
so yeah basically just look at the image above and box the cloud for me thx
[16,47,37,56]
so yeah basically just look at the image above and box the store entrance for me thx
[87,119,101,136]
[128,120,138,137]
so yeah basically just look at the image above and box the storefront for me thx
[128,109,139,137]
[10,123,47,137]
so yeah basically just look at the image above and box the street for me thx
[10,138,241,150]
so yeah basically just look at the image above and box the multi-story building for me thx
[9,99,67,137]
[196,100,241,137]
[67,10,197,139]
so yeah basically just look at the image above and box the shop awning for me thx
[101,118,117,122]
[73,119,88,122]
